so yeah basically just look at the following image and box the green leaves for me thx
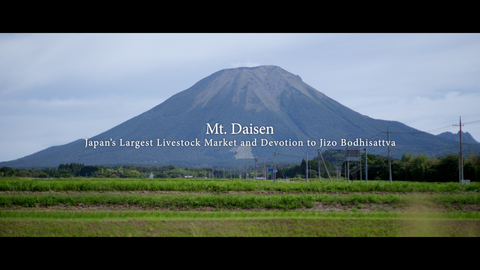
[2,178,480,192]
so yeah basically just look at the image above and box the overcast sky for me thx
[1,33,480,162]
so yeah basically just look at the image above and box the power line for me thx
[366,132,384,140]
[463,119,480,125]
[424,125,457,133]
[378,120,480,135]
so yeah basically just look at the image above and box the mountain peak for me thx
[436,131,479,144]
[5,65,480,168]
[190,65,321,112]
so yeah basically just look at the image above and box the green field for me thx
[1,177,480,237]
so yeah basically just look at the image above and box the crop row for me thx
[1,178,479,192]
[1,193,479,209]
[2,210,480,220]
[4,218,480,237]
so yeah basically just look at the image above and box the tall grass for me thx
[3,210,480,220]
[1,178,479,192]
[5,192,475,209]
[3,212,480,237]
[0,193,314,209]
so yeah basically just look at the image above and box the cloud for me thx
[0,96,165,161]
[349,91,480,140]
[1,33,480,162]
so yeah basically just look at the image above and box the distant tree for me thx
[37,171,49,178]
[123,170,141,178]
[0,166,14,177]
[431,154,459,182]
[464,162,475,181]
[169,173,182,179]
[78,166,98,177]
[58,170,72,178]
[300,159,306,174]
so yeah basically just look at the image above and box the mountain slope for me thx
[2,65,479,168]
[436,131,479,144]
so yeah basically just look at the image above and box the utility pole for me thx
[347,160,350,183]
[358,155,362,182]
[454,116,464,183]
[306,152,309,183]
[273,151,277,182]
[245,163,248,179]
[345,137,349,183]
[254,157,258,180]
[387,127,392,184]
[364,148,368,183]
[317,149,321,182]
[318,149,332,182]
[263,156,266,181]
[460,117,463,182]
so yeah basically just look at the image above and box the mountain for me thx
[436,131,479,144]
[3,65,479,168]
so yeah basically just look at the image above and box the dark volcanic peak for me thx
[190,65,324,112]
[436,131,479,144]
[3,65,480,168]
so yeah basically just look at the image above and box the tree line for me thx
[1,150,479,182]
[263,150,480,182]
[0,164,197,179]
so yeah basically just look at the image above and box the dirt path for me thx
[2,202,479,213]
[1,190,476,195]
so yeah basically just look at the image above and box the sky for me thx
[1,33,480,162]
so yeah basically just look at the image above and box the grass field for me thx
[1,177,480,237]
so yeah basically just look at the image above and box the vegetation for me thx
[2,149,480,183]
[1,178,480,192]
[4,192,480,210]
[3,210,480,220]
[3,218,480,237]
[2,151,480,237]
[317,150,480,182]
